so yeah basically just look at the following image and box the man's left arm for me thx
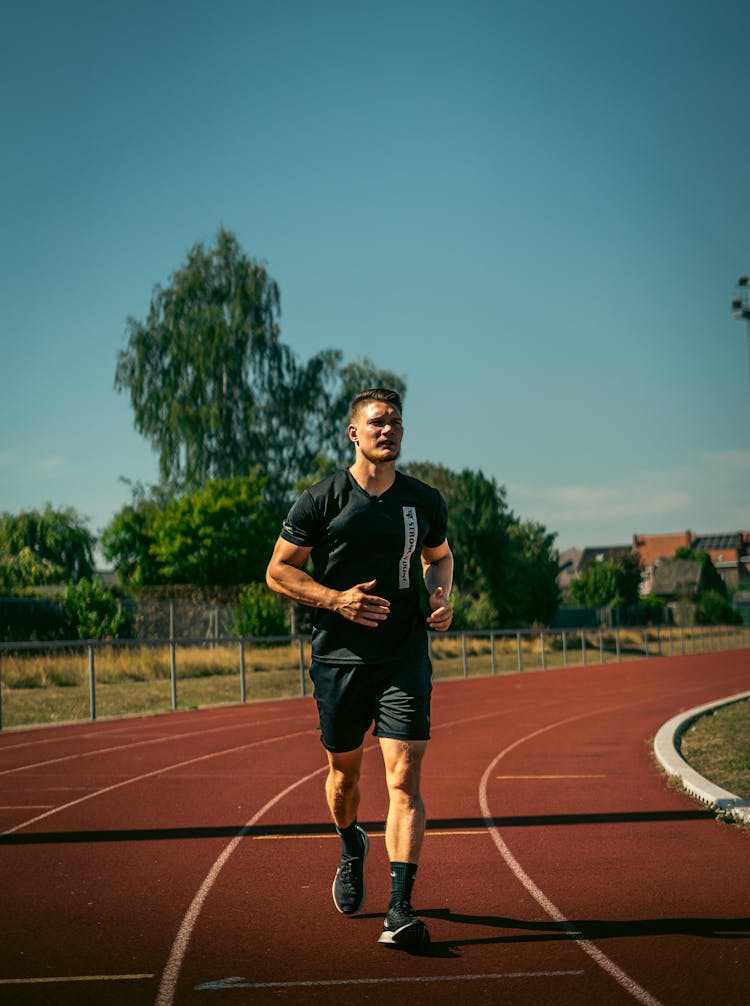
[422,541,454,632]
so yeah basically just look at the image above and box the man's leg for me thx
[325,746,364,830]
[379,738,427,862]
[378,738,430,947]
[327,746,369,915]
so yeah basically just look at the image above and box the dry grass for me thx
[1,625,746,729]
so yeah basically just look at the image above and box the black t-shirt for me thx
[280,469,448,664]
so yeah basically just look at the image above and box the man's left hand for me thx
[426,586,453,632]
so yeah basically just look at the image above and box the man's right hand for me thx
[334,580,390,627]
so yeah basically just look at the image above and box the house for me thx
[649,557,702,598]
[690,532,750,590]
[578,544,632,571]
[556,548,582,590]
[633,531,694,595]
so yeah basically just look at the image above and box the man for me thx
[266,388,453,948]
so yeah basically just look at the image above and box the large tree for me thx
[116,230,345,507]
[402,463,559,627]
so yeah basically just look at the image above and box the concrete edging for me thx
[653,691,750,825]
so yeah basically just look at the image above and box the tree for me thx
[115,229,403,511]
[507,520,560,625]
[0,506,94,593]
[102,473,277,587]
[402,463,559,627]
[569,553,641,609]
[694,590,742,626]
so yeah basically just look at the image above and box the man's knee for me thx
[382,740,427,797]
[328,748,363,792]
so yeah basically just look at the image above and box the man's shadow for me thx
[355,908,750,958]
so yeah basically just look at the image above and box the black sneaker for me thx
[378,900,430,947]
[331,825,369,915]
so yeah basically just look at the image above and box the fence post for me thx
[615,627,621,662]
[598,629,604,664]
[643,630,649,658]
[490,632,496,676]
[169,641,177,710]
[88,644,97,721]
[461,633,468,677]
[298,638,306,696]
[239,639,247,703]
[562,630,567,667]
[581,630,586,666]
[516,632,523,673]
[540,632,546,670]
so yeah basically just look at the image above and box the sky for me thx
[2,0,749,562]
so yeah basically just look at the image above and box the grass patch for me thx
[0,642,311,728]
[680,699,750,801]
[1,627,747,729]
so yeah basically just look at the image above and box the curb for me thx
[653,691,750,825]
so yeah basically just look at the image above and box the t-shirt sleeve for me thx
[423,490,448,549]
[279,490,323,547]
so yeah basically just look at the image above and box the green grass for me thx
[680,699,750,802]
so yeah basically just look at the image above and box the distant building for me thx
[560,529,750,602]
[690,532,750,590]
[578,544,631,571]
[556,548,582,590]
[649,557,702,599]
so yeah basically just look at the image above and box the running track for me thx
[1,650,748,1006]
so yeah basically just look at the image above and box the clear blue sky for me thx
[2,0,749,559]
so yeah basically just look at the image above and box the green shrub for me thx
[235,583,289,637]
[694,590,742,626]
[62,579,133,640]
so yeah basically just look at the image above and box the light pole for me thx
[731,275,750,378]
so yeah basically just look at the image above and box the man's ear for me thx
[348,424,359,445]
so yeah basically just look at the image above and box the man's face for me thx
[349,401,403,463]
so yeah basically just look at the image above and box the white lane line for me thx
[155,760,331,1006]
[195,970,584,990]
[478,710,665,1006]
[0,974,153,985]
[0,804,55,809]
[1,727,317,837]
[0,714,313,777]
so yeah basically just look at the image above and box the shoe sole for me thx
[378,920,431,947]
[332,826,369,915]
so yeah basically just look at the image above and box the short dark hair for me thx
[349,388,403,422]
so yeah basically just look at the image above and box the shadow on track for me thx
[0,810,717,845]
[350,908,750,957]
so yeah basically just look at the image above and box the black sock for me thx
[389,861,418,908]
[336,820,364,858]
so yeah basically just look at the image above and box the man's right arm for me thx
[265,537,391,627]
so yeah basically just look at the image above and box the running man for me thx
[266,388,453,947]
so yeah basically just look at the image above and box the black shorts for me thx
[309,652,432,753]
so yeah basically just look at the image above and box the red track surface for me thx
[1,650,749,1006]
